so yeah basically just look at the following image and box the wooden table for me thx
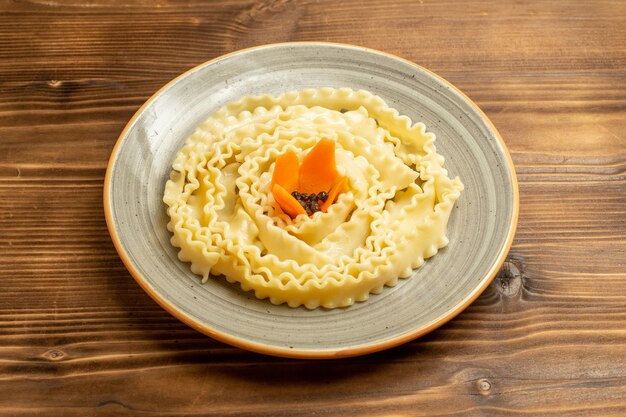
[2,1,625,415]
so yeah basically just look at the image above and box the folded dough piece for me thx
[163,88,463,309]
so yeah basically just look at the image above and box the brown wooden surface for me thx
[1,0,626,415]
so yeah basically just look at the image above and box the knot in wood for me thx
[47,80,62,88]
[44,349,65,361]
[477,378,492,394]
[495,258,523,297]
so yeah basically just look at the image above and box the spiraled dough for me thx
[163,88,463,309]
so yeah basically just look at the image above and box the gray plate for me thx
[104,42,518,359]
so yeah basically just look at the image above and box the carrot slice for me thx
[297,138,338,195]
[321,176,347,212]
[272,183,306,219]
[271,150,299,193]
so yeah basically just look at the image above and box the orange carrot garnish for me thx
[321,176,347,212]
[297,138,338,195]
[271,138,346,218]
[272,183,306,218]
[271,150,299,193]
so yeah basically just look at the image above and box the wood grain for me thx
[1,0,625,415]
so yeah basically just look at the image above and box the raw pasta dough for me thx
[163,88,463,309]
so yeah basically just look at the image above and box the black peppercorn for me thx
[290,190,328,215]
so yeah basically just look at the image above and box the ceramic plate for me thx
[104,42,518,359]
